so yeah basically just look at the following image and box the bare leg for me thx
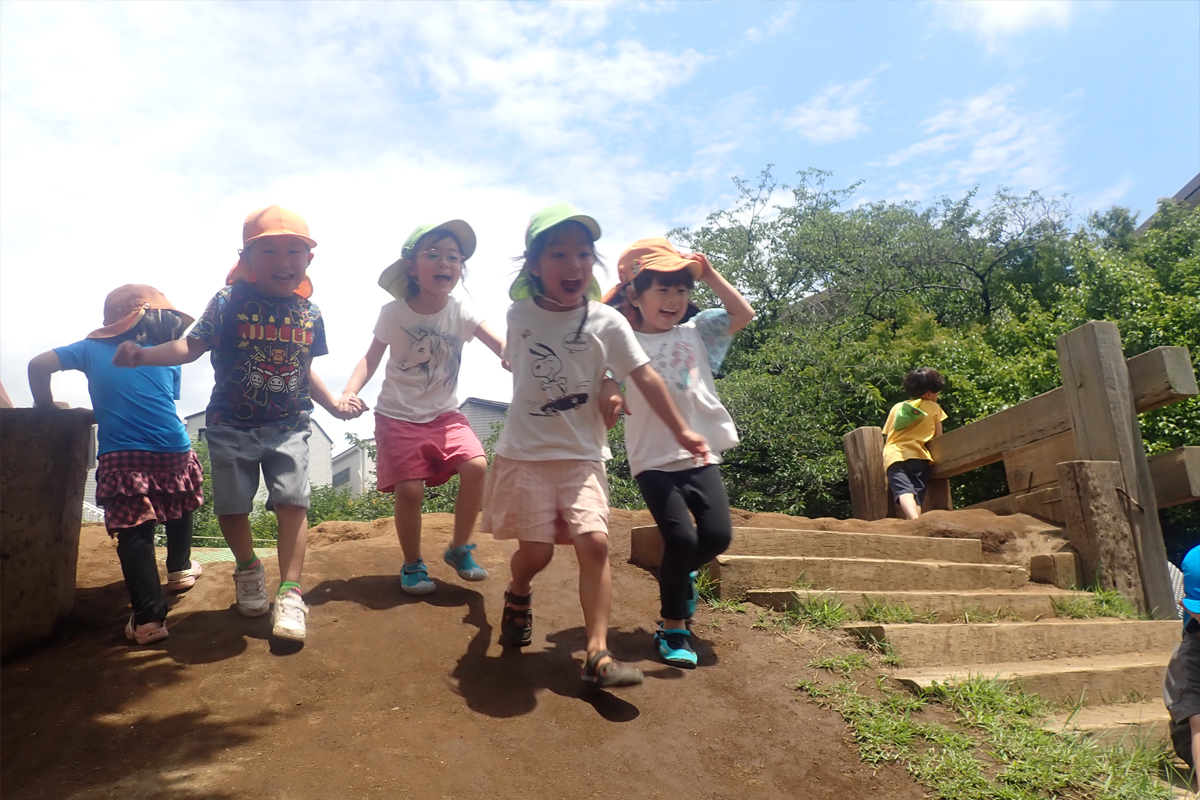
[218,513,255,563]
[393,480,425,562]
[574,531,613,665]
[509,540,554,595]
[451,457,488,549]
[897,493,921,520]
[274,505,309,585]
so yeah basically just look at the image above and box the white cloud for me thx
[746,5,797,42]
[873,84,1067,199]
[1077,177,1134,214]
[927,0,1075,52]
[783,74,877,145]
[0,1,710,447]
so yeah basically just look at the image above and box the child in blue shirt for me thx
[28,285,205,645]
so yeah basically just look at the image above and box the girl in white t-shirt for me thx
[340,221,505,595]
[603,238,754,668]
[482,202,709,690]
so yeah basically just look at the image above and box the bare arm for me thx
[934,418,944,438]
[28,351,63,408]
[341,338,388,398]
[696,254,755,334]
[310,368,360,420]
[474,321,506,361]
[113,337,207,368]
[598,376,626,430]
[627,363,709,460]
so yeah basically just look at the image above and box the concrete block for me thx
[1030,551,1083,590]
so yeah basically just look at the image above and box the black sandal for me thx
[500,589,533,648]
[581,649,644,689]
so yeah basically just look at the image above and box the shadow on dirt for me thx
[1,584,282,800]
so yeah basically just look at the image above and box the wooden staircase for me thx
[632,524,1179,748]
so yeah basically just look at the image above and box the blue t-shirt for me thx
[54,338,191,456]
[188,282,328,430]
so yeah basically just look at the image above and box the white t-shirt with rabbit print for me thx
[373,297,482,424]
[496,299,648,462]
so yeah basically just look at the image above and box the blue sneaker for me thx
[443,543,488,581]
[686,570,700,618]
[655,625,698,668]
[400,560,436,595]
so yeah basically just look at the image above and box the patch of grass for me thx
[954,605,1023,624]
[809,653,870,678]
[857,597,939,625]
[784,592,851,630]
[881,651,905,668]
[796,674,1174,799]
[707,597,747,614]
[1052,588,1141,620]
[693,566,719,601]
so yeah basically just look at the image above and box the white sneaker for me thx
[271,591,308,641]
[232,562,269,617]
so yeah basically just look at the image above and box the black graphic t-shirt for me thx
[189,282,328,430]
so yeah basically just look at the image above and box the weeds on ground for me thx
[796,674,1175,799]
[857,597,939,625]
[954,605,1023,624]
[692,567,746,613]
[809,653,870,678]
[1052,588,1141,620]
[783,593,851,630]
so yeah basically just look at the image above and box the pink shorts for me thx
[481,455,609,544]
[374,411,485,492]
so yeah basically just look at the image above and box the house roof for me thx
[459,396,509,412]
[1136,172,1200,232]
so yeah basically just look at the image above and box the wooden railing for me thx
[843,321,1198,618]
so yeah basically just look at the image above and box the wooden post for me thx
[922,479,953,512]
[1056,461,1145,611]
[1056,321,1174,618]
[843,427,889,521]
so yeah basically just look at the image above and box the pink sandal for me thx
[125,615,169,645]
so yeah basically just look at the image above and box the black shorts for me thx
[887,459,931,504]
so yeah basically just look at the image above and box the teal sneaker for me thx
[400,560,436,596]
[443,543,488,581]
[685,570,700,618]
[655,625,698,668]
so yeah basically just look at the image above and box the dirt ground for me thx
[1,511,935,800]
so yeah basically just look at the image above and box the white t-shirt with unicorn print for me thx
[373,296,482,424]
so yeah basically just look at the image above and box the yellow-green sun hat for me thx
[378,219,476,300]
[510,202,603,301]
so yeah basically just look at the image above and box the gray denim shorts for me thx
[205,424,311,515]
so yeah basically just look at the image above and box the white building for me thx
[330,397,508,497]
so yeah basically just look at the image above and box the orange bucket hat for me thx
[601,237,708,305]
[87,284,195,339]
[225,205,318,298]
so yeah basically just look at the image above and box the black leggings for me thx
[635,465,733,620]
[115,512,194,625]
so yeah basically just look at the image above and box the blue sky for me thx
[2,0,1197,451]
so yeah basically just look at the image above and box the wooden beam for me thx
[1149,447,1200,508]
[929,390,1071,479]
[843,427,889,520]
[966,486,1065,525]
[1003,430,1076,493]
[1056,460,1145,611]
[929,346,1197,481]
[1128,346,1199,412]
[1057,321,1173,619]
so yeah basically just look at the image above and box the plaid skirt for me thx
[96,450,205,533]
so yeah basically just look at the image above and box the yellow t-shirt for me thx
[882,399,947,470]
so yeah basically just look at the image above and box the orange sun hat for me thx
[225,205,318,298]
[87,284,194,339]
[601,237,708,305]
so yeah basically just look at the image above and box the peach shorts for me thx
[481,455,609,544]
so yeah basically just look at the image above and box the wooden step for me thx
[629,526,983,570]
[715,555,1027,598]
[893,654,1170,704]
[850,618,1179,668]
[1045,702,1171,746]
[747,588,1090,621]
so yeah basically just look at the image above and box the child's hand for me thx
[692,252,713,281]
[501,359,512,372]
[335,393,368,420]
[675,428,710,464]
[112,341,142,368]
[598,377,626,430]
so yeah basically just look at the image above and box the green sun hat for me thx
[510,202,603,301]
[378,219,477,300]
